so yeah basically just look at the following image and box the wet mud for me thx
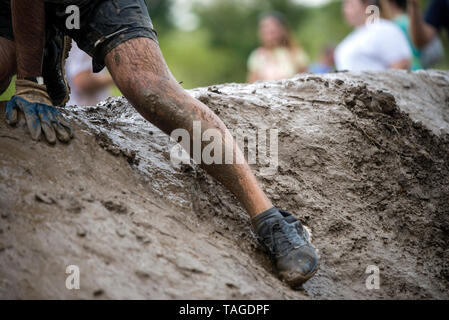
[0,70,448,299]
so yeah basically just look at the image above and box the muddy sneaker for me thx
[279,209,312,242]
[43,26,71,106]
[251,207,319,288]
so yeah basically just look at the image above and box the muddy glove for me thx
[5,79,73,144]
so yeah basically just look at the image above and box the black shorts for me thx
[0,0,158,72]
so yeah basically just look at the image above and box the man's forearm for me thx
[408,0,437,48]
[11,0,46,78]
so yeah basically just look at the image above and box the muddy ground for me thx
[0,70,448,299]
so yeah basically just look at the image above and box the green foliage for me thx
[146,0,174,31]
[160,29,247,88]
[295,1,352,60]
[193,0,259,56]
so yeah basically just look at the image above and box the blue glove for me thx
[5,79,73,144]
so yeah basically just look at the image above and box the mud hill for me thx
[0,70,448,299]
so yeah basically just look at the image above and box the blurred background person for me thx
[308,45,335,74]
[334,0,412,71]
[247,12,309,83]
[382,0,422,70]
[408,0,446,68]
[66,40,114,106]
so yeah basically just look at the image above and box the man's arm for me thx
[11,0,46,79]
[408,0,437,48]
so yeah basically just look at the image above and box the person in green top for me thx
[384,0,422,70]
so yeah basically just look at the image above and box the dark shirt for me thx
[425,0,449,33]
[45,0,90,3]
[44,0,95,7]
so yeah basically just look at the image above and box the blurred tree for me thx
[145,0,174,31]
[193,0,307,56]
[194,0,259,56]
[266,0,307,26]
[296,1,351,60]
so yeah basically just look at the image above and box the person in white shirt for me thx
[335,0,412,71]
[66,41,114,106]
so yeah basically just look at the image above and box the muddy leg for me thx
[105,38,272,217]
[0,37,16,94]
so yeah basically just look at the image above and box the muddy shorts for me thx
[0,0,158,72]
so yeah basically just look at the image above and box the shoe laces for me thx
[262,219,307,258]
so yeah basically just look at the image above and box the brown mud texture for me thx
[1,70,448,299]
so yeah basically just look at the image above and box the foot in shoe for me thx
[251,207,319,288]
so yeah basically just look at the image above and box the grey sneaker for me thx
[252,207,319,288]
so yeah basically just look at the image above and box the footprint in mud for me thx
[76,226,87,237]
[101,200,128,214]
[35,192,86,214]
[93,289,104,297]
[135,270,151,281]
[58,196,84,214]
[95,132,139,165]
[35,192,56,205]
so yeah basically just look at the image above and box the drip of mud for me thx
[0,70,448,299]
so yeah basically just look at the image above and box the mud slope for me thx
[1,70,448,299]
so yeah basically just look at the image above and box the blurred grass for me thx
[160,29,248,88]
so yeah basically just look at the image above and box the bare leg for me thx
[11,0,45,78]
[105,38,272,217]
[0,37,16,94]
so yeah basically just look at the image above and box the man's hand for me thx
[5,79,73,144]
